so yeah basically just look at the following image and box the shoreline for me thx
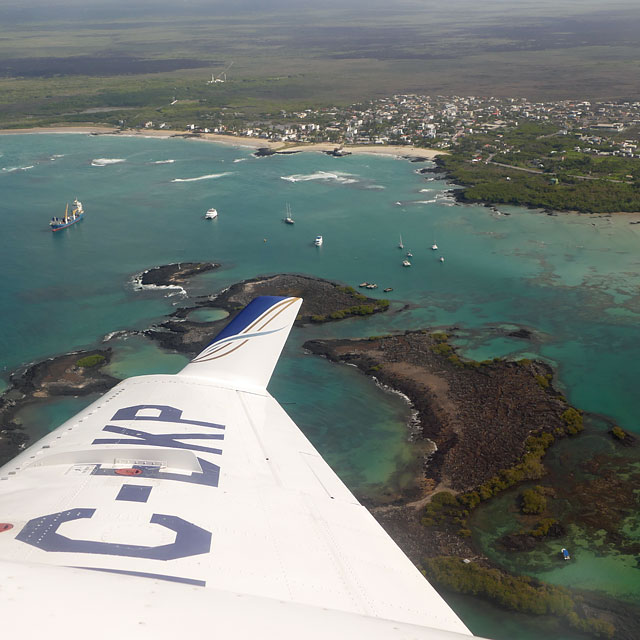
[0,125,443,159]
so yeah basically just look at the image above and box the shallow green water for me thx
[186,307,229,322]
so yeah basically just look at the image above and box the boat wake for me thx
[172,172,233,183]
[152,159,175,164]
[91,158,125,167]
[280,170,358,185]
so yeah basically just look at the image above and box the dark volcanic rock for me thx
[254,148,302,157]
[0,349,118,465]
[138,262,218,287]
[146,274,389,355]
[305,332,569,491]
[507,328,533,340]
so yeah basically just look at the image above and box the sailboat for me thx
[398,233,404,249]
[283,203,295,225]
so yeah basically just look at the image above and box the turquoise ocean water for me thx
[1,133,639,637]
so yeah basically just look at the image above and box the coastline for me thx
[0,125,443,159]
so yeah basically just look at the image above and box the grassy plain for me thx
[1,1,640,127]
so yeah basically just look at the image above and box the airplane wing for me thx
[0,296,483,639]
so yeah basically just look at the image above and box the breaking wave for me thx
[91,158,125,167]
[172,172,233,183]
[152,159,175,164]
[130,270,187,296]
[2,165,34,172]
[281,171,358,185]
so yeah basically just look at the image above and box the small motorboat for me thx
[205,208,218,219]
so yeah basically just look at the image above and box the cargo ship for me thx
[50,198,84,231]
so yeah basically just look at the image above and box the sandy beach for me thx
[0,125,443,159]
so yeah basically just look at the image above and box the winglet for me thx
[178,296,302,390]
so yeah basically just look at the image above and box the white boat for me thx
[314,235,323,246]
[431,242,438,250]
[205,208,218,219]
[283,203,294,225]
[406,251,413,258]
[402,259,411,267]
[439,256,445,263]
[398,233,404,249]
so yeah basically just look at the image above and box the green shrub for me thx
[529,518,558,537]
[76,354,106,368]
[520,487,547,514]
[423,556,614,637]
[535,374,550,389]
[561,408,584,435]
[611,425,627,440]
[432,342,453,355]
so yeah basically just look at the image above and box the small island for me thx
[304,331,572,493]
[145,273,389,353]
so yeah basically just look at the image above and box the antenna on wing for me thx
[178,296,302,390]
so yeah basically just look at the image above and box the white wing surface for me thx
[0,296,482,639]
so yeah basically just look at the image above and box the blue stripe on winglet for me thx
[207,296,288,346]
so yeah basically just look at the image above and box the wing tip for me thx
[179,296,302,388]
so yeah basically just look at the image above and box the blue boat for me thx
[561,548,571,561]
[50,198,84,232]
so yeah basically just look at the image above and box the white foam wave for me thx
[2,165,34,172]
[91,158,125,167]
[152,159,175,164]
[419,188,433,193]
[172,172,233,183]
[366,185,385,190]
[233,158,247,163]
[102,329,136,342]
[280,170,358,185]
